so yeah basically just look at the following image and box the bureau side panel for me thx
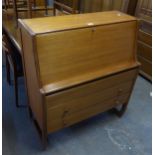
[20,27,44,130]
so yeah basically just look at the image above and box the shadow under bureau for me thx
[19,11,140,149]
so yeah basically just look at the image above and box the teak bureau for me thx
[19,11,140,148]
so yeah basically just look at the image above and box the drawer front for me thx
[46,69,138,133]
[138,30,152,46]
[138,56,152,76]
[47,81,133,118]
[137,41,152,61]
[46,69,137,108]
[63,93,130,127]
[140,20,152,34]
[47,93,130,133]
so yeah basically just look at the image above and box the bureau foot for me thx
[33,119,48,150]
[112,103,128,117]
[28,106,48,149]
[42,131,48,150]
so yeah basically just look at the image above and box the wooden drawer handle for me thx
[92,28,96,32]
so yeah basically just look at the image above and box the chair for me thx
[2,0,8,10]
[10,0,51,26]
[2,34,23,107]
[2,0,27,10]
[53,0,80,16]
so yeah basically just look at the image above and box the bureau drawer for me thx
[137,41,152,61]
[138,30,152,46]
[47,81,133,118]
[47,93,130,133]
[46,69,137,108]
[46,69,138,133]
[63,93,130,127]
[138,56,152,76]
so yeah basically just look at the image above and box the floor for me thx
[2,65,152,155]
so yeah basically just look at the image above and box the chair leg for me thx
[42,130,48,150]
[44,0,48,15]
[5,56,11,85]
[53,5,56,16]
[13,73,19,107]
[28,106,33,119]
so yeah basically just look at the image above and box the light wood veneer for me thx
[19,11,140,148]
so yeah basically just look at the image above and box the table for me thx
[2,8,54,54]
[3,9,22,53]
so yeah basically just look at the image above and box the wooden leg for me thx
[4,0,8,10]
[33,0,36,7]
[5,56,11,85]
[28,106,33,119]
[32,118,48,149]
[12,0,18,27]
[44,0,48,15]
[42,130,48,150]
[53,6,56,16]
[112,103,128,118]
[13,73,19,107]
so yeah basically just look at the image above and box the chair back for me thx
[53,0,79,15]
[2,34,16,69]
[2,34,12,54]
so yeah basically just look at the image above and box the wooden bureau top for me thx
[19,11,139,95]
[19,11,137,35]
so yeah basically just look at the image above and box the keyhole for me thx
[92,28,96,33]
